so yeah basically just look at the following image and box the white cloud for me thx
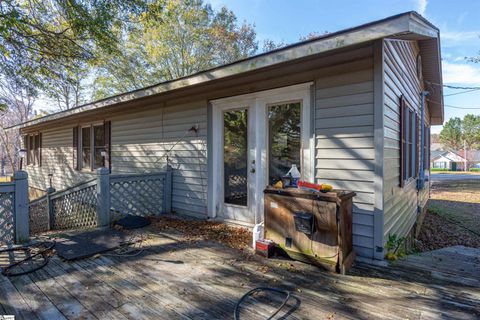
[442,30,480,42]
[442,61,480,85]
[416,0,428,16]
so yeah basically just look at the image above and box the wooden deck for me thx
[1,231,479,319]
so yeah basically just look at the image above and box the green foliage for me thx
[439,114,480,151]
[439,117,463,150]
[385,234,406,261]
[92,0,258,99]
[470,168,480,172]
[431,168,449,172]
[0,0,146,91]
[462,114,480,149]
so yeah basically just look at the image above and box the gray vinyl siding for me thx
[26,126,93,190]
[109,101,208,217]
[314,45,376,259]
[382,39,430,243]
[27,101,208,218]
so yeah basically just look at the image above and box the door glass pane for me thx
[268,102,301,185]
[224,109,248,206]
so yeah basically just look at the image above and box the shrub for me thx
[470,168,480,172]
[431,168,449,172]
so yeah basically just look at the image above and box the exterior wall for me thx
[110,101,207,217]
[26,126,93,190]
[314,45,376,258]
[27,101,208,218]
[382,39,431,245]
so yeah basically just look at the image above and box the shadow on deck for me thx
[0,229,479,319]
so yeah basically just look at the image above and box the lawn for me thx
[417,177,480,251]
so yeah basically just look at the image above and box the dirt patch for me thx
[148,216,252,251]
[416,210,480,251]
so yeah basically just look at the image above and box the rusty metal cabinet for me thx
[264,187,356,274]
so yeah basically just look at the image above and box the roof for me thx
[11,11,443,130]
[431,150,467,162]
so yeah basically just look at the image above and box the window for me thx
[268,102,301,185]
[81,127,91,169]
[76,122,110,171]
[94,125,105,169]
[24,133,42,167]
[400,96,418,186]
[424,125,430,170]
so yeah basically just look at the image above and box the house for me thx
[431,150,467,170]
[10,12,443,261]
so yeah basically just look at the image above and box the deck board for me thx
[0,232,479,319]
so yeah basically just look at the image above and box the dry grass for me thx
[417,178,480,250]
[429,179,480,233]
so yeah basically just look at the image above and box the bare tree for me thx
[0,78,36,174]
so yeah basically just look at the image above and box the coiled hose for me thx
[234,287,291,320]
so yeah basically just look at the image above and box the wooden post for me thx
[96,167,110,227]
[46,186,56,230]
[13,171,29,243]
[163,165,172,214]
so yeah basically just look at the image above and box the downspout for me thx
[418,91,429,189]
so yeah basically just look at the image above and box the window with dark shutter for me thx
[25,133,42,167]
[399,96,418,186]
[424,125,430,170]
[73,126,79,170]
[400,96,406,187]
[415,114,419,177]
[75,122,111,171]
[104,121,111,171]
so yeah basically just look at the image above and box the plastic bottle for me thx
[286,164,301,187]
[252,222,264,249]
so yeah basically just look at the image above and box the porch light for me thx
[18,148,27,170]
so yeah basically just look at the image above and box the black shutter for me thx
[73,126,78,170]
[104,121,111,172]
[415,115,419,177]
[39,133,42,167]
[399,96,406,187]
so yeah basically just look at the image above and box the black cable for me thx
[0,240,55,277]
[234,287,291,320]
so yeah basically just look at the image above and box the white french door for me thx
[210,83,313,225]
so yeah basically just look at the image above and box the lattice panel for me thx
[29,196,49,235]
[51,185,98,230]
[110,177,165,220]
[0,192,14,244]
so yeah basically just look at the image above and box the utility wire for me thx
[444,104,480,110]
[425,81,480,90]
[426,98,480,110]
[444,88,480,97]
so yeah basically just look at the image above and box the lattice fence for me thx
[29,196,49,235]
[110,173,167,221]
[0,191,14,244]
[50,180,98,230]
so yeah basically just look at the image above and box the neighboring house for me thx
[431,150,467,170]
[430,143,444,151]
[9,12,443,261]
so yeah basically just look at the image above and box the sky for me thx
[207,0,480,134]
